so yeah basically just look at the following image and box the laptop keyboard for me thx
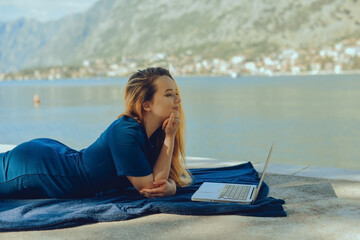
[218,184,251,200]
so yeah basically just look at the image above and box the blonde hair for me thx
[119,67,192,187]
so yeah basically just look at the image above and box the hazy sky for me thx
[0,0,98,22]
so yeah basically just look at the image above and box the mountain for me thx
[0,0,359,73]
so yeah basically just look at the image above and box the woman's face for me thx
[147,75,181,121]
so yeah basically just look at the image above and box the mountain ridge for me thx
[0,0,359,73]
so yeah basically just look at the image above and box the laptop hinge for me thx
[251,187,259,201]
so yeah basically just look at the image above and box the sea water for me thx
[0,74,359,169]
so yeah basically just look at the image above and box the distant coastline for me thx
[267,70,360,77]
[1,70,360,82]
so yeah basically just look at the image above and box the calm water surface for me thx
[0,74,359,169]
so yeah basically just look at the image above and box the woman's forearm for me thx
[152,135,175,181]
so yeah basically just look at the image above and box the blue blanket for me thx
[0,162,286,231]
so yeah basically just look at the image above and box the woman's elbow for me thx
[126,174,154,192]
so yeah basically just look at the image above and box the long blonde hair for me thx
[119,67,192,187]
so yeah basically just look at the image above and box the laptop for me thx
[191,144,274,204]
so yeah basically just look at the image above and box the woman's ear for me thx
[143,101,151,112]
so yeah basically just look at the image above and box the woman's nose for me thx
[175,95,181,103]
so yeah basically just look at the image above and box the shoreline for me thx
[1,70,360,82]
[2,144,359,182]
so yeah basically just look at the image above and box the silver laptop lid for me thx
[251,144,274,201]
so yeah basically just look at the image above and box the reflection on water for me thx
[0,75,359,169]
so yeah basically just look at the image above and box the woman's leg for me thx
[1,173,90,199]
[1,143,91,199]
[0,175,49,199]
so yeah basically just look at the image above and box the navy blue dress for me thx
[0,116,159,199]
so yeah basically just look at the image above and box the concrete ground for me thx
[1,145,360,240]
[1,173,359,240]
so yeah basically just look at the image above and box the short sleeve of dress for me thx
[107,123,153,177]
